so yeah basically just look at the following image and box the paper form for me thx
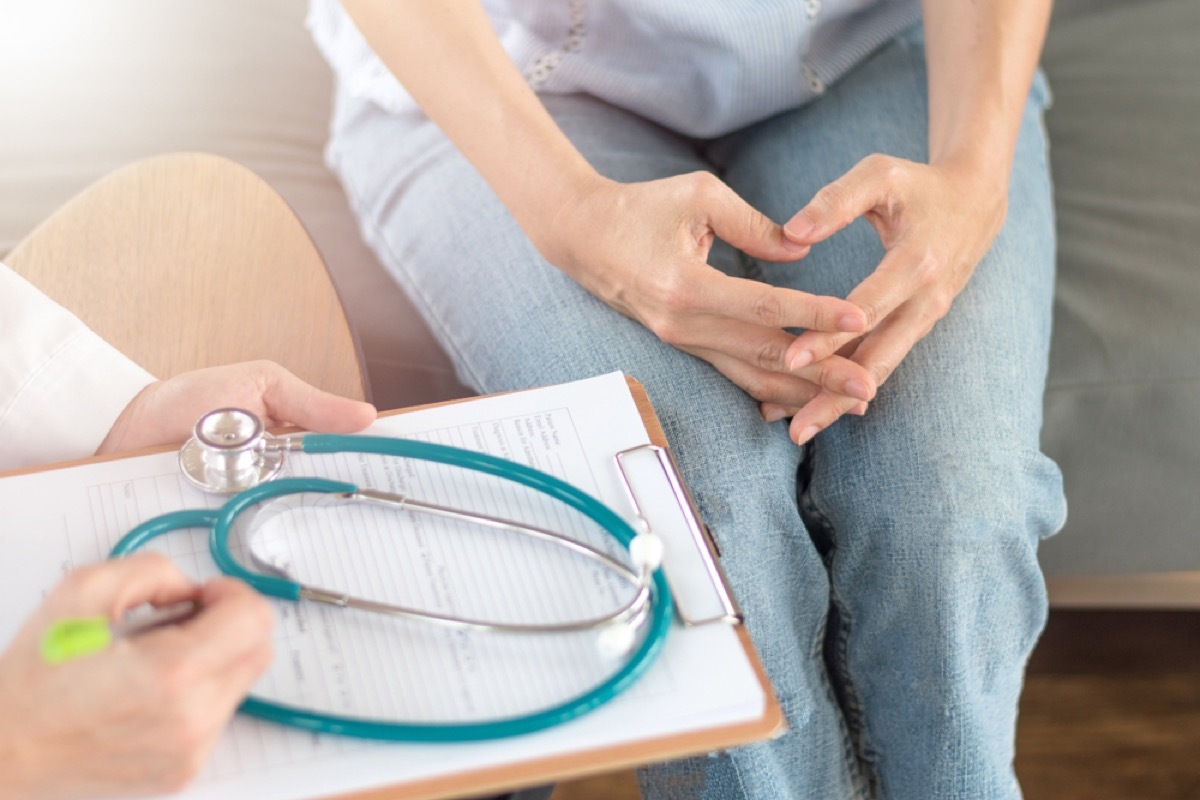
[0,373,766,800]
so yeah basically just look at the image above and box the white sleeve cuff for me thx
[0,264,156,471]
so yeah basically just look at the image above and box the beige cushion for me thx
[0,0,468,411]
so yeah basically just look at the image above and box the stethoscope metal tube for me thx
[296,581,652,636]
[259,484,654,634]
[346,487,640,583]
[287,488,655,634]
[215,476,658,638]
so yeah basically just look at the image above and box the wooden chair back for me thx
[5,152,367,401]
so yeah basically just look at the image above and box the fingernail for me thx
[761,406,789,423]
[781,238,810,256]
[845,379,872,402]
[796,425,820,444]
[784,213,816,240]
[838,313,864,332]
[788,350,813,371]
[851,402,868,416]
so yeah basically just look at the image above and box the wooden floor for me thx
[1016,610,1200,800]
[552,611,1200,799]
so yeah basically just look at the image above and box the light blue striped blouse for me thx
[307,0,921,139]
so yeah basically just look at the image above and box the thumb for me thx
[65,554,198,620]
[260,365,376,433]
[704,179,810,261]
[783,157,887,246]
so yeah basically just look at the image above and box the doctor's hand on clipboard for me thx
[98,360,377,456]
[0,361,376,798]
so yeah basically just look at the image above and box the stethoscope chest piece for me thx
[179,408,286,493]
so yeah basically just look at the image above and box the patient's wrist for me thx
[514,163,610,269]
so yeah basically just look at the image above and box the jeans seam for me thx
[800,457,876,800]
[724,745,757,800]
[814,604,874,800]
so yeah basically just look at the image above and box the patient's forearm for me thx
[922,0,1051,182]
[339,1,601,255]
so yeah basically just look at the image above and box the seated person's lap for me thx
[326,26,1064,797]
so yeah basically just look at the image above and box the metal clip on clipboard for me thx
[614,444,742,627]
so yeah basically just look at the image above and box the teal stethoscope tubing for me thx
[111,433,673,741]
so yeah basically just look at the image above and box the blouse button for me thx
[802,63,825,94]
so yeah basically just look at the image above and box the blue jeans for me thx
[325,24,1065,800]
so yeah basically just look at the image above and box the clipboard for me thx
[363,376,786,800]
[0,374,785,800]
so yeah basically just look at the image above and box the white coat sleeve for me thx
[0,262,156,470]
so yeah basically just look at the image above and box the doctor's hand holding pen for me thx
[0,360,376,798]
[0,555,272,798]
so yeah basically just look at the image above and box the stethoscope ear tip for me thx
[598,622,638,659]
[629,532,664,572]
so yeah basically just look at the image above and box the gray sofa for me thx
[1037,0,1200,590]
[2,0,1196,600]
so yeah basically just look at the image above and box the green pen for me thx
[41,601,200,664]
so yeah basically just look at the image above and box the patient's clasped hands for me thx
[535,170,871,443]
[775,153,1008,443]
[532,156,1005,446]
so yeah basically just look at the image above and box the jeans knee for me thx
[816,442,1065,550]
[810,444,1062,644]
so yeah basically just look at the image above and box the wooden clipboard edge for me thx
[325,375,786,800]
[0,374,786,800]
[0,441,177,480]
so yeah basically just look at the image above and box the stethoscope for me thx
[111,408,673,741]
